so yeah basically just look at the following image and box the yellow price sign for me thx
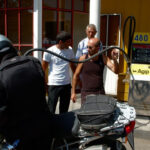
[131,64,150,75]
[133,32,150,44]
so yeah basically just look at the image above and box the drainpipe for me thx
[33,0,42,61]
[89,0,101,38]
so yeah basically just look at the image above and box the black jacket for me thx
[0,55,51,142]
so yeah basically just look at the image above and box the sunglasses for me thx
[87,46,93,49]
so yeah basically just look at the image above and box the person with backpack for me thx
[0,34,52,150]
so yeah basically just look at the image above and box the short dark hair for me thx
[56,31,71,44]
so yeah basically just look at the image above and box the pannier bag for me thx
[77,94,117,130]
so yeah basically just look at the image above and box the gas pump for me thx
[128,32,150,116]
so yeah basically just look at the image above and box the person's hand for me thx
[111,49,119,61]
[71,93,76,103]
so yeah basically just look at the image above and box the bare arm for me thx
[69,62,76,74]
[71,55,85,102]
[102,49,119,74]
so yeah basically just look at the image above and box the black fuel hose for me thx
[122,16,136,60]
[24,16,137,77]
[24,46,130,65]
[121,16,136,82]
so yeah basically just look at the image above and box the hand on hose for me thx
[111,49,119,61]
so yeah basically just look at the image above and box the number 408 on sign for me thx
[133,32,150,44]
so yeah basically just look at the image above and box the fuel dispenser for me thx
[128,32,150,116]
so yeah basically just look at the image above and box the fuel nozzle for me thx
[122,67,130,83]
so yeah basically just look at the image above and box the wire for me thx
[24,46,130,65]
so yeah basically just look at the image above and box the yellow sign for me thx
[133,32,150,44]
[131,64,150,75]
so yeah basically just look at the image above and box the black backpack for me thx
[0,55,49,141]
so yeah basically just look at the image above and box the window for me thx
[1,0,90,53]
[42,0,78,48]
[100,14,121,48]
[0,0,33,53]
[20,10,33,44]
[43,0,57,8]
[58,11,71,33]
[74,0,89,12]
[0,10,5,35]
[7,10,18,43]
[0,0,4,8]
[59,0,71,9]
[108,15,120,46]
[20,0,33,8]
[73,12,88,51]
[43,9,57,45]
[7,0,18,8]
[74,0,84,11]
[100,14,121,58]
[100,15,107,46]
